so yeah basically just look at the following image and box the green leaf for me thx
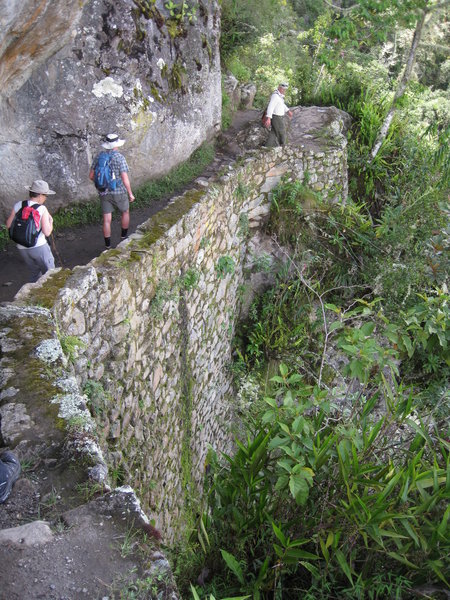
[325,303,340,312]
[289,471,312,505]
[255,556,270,586]
[284,548,320,562]
[280,422,290,434]
[264,396,278,408]
[292,415,305,434]
[378,529,408,540]
[360,322,376,336]
[366,418,384,448]
[387,551,418,570]
[190,584,201,600]
[329,320,343,332]
[375,469,403,504]
[300,561,320,578]
[199,515,210,550]
[320,536,330,562]
[334,548,353,585]
[279,363,289,377]
[429,560,450,587]
[221,549,245,585]
[341,344,359,355]
[405,418,433,446]
[437,504,450,539]
[272,523,287,546]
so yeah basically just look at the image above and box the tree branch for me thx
[323,0,359,14]
[370,7,427,162]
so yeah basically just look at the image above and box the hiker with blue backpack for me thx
[5,179,56,283]
[89,133,135,249]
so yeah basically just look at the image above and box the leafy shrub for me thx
[386,286,450,378]
[0,225,9,251]
[270,178,375,289]
[224,56,252,83]
[193,362,449,598]
[216,256,235,279]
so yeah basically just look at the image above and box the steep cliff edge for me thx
[0,0,221,219]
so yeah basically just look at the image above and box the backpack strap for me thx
[20,200,40,210]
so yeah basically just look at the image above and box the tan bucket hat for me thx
[25,180,56,195]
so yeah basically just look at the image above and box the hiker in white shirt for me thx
[5,179,55,282]
[265,82,293,147]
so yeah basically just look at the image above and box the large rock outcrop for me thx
[0,0,221,218]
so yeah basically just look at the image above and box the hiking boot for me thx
[0,451,21,504]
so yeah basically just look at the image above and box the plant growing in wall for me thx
[83,380,112,418]
[216,256,235,279]
[180,268,201,290]
[165,0,197,23]
[235,178,250,200]
[59,334,86,364]
[238,212,249,238]
[149,279,179,319]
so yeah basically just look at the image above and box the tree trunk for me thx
[369,7,428,162]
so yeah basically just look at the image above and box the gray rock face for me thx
[0,0,221,218]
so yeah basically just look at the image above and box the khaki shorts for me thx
[101,191,129,214]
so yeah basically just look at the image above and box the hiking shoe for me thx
[0,451,21,504]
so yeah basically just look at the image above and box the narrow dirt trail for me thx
[0,110,260,304]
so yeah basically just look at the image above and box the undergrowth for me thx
[178,173,448,599]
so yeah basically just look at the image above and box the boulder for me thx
[239,83,257,109]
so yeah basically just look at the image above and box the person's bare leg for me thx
[121,210,130,239]
[103,213,112,237]
[121,210,130,230]
[103,213,112,247]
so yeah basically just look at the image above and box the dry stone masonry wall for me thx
[0,123,348,540]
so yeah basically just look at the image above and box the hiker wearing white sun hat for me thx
[89,133,135,248]
[263,83,293,147]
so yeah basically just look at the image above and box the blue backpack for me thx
[93,152,117,192]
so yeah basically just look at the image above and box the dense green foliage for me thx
[172,1,449,598]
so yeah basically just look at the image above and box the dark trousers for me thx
[267,115,287,147]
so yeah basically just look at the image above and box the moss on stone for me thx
[128,251,143,263]
[168,61,187,93]
[95,249,121,265]
[132,0,165,27]
[150,83,163,103]
[24,269,73,309]
[201,34,212,64]
[137,189,205,249]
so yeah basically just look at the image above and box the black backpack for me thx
[9,201,41,247]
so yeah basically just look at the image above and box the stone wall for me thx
[0,129,347,539]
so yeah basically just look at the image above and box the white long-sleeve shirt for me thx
[266,90,289,118]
